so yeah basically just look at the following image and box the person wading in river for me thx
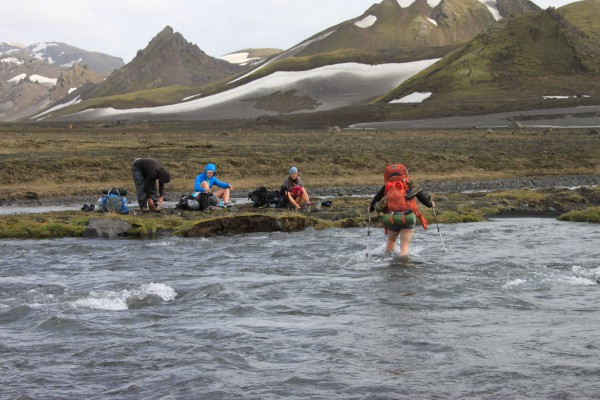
[369,164,434,256]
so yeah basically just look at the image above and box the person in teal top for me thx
[194,163,233,207]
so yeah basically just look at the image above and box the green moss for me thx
[485,189,547,202]
[558,207,600,223]
[429,210,485,223]
[0,213,88,238]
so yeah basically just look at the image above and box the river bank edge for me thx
[2,174,599,208]
[1,175,599,239]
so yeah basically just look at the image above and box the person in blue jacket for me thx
[194,163,233,207]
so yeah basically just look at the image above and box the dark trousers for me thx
[131,162,158,207]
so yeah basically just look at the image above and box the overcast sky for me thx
[1,0,578,63]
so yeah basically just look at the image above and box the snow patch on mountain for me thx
[397,0,442,8]
[34,96,82,119]
[7,73,27,83]
[355,15,377,28]
[230,31,335,84]
[29,43,59,61]
[7,73,57,86]
[61,58,84,68]
[221,52,260,65]
[29,75,57,86]
[477,0,502,21]
[397,0,497,16]
[390,92,433,103]
[1,57,25,65]
[46,59,440,121]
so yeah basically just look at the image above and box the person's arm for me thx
[213,177,232,189]
[417,190,434,208]
[369,186,385,212]
[194,174,205,192]
[158,180,165,197]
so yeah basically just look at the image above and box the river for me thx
[1,217,599,399]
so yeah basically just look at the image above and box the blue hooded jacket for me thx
[194,163,230,192]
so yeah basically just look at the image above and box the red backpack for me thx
[383,164,411,212]
[383,164,409,184]
[382,164,428,229]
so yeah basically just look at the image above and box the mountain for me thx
[0,41,124,74]
[375,1,600,107]
[37,0,541,123]
[0,40,122,121]
[0,58,106,122]
[220,48,283,66]
[0,42,26,55]
[79,26,245,99]
[290,0,540,57]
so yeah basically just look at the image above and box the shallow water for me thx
[1,218,599,399]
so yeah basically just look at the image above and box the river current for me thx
[1,217,599,399]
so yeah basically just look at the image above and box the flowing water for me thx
[1,217,599,399]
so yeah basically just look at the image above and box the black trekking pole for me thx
[432,206,446,252]
[366,207,372,257]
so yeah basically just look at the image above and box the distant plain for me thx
[0,121,598,202]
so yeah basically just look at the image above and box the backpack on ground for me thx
[176,192,216,211]
[248,186,284,208]
[102,187,128,196]
[97,188,129,214]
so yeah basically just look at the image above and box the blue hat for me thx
[205,163,217,174]
[289,166,298,174]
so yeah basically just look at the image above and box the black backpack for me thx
[176,192,214,211]
[248,186,268,207]
[248,186,284,208]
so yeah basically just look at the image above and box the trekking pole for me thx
[366,207,372,257]
[432,206,447,252]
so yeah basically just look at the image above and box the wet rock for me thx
[83,218,132,238]
[185,214,316,237]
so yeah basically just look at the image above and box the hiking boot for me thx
[140,205,150,213]
[81,204,89,211]
[151,205,162,213]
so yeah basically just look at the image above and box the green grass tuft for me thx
[558,206,600,223]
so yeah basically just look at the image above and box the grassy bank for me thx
[0,122,598,239]
[1,186,599,239]
[0,122,598,201]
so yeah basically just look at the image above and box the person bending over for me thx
[131,158,171,212]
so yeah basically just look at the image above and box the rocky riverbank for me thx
[0,176,599,239]
[2,175,598,209]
